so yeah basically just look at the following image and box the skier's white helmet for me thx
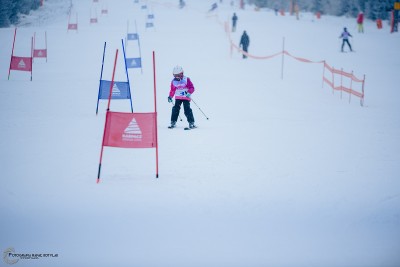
[173,65,184,75]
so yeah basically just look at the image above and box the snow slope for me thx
[1,0,399,266]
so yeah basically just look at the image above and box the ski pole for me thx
[171,101,183,121]
[190,98,209,120]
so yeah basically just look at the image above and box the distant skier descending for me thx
[208,2,218,12]
[168,66,196,129]
[339,27,353,52]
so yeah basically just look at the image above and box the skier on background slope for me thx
[168,66,196,129]
[339,27,353,52]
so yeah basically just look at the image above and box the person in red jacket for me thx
[168,66,196,129]
[357,11,364,33]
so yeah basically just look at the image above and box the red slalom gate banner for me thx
[103,112,157,148]
[97,50,159,183]
[67,13,78,32]
[33,31,48,62]
[8,28,33,81]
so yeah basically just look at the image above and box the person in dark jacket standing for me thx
[339,27,353,52]
[232,13,238,32]
[239,30,250,58]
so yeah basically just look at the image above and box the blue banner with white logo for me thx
[126,57,142,69]
[98,80,131,99]
[127,33,139,40]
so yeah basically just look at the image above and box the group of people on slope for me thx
[233,11,365,55]
[167,10,366,128]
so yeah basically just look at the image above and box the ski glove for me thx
[168,96,172,103]
[186,93,191,98]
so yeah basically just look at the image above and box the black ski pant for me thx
[341,39,352,51]
[242,45,248,58]
[171,99,195,123]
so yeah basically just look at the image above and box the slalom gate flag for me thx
[68,23,78,30]
[10,56,32,72]
[99,80,131,99]
[127,33,139,40]
[126,57,142,68]
[33,49,47,58]
[103,111,157,148]
[33,32,47,60]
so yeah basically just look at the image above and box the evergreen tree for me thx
[0,0,40,28]
[0,0,15,27]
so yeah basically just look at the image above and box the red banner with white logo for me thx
[103,111,157,148]
[33,49,47,58]
[10,56,32,71]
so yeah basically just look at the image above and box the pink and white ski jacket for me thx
[169,76,195,101]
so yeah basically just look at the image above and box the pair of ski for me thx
[168,125,197,130]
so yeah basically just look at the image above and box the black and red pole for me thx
[97,49,119,183]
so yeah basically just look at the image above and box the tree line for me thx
[248,0,397,20]
[0,0,41,28]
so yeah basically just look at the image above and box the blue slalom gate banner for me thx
[98,80,131,99]
[126,57,142,68]
[127,33,139,40]
[126,20,143,73]
[96,40,133,114]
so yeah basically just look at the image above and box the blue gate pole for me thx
[96,42,107,115]
[135,20,143,74]
[122,39,133,113]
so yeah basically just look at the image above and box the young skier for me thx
[168,66,196,129]
[339,27,353,52]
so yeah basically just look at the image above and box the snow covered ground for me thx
[1,0,399,266]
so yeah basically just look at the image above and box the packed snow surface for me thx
[0,0,399,266]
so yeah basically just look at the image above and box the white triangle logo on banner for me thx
[122,118,142,142]
[18,59,26,69]
[112,84,121,96]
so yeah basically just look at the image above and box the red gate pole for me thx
[97,49,119,183]
[33,32,36,63]
[281,37,285,80]
[153,51,159,178]
[8,28,17,80]
[45,31,47,62]
[30,36,33,81]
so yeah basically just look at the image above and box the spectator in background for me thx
[357,11,364,33]
[232,13,238,32]
[239,30,250,58]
